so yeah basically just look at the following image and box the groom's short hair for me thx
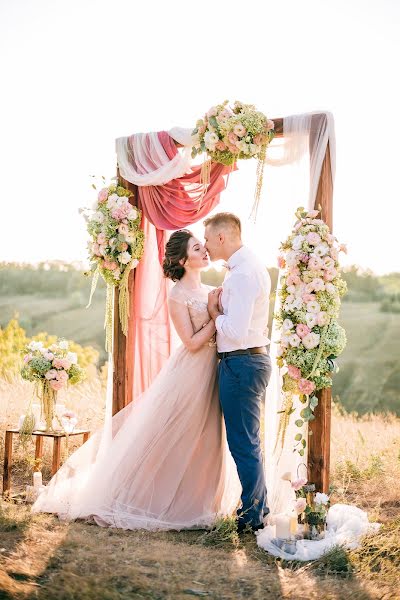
[203,212,241,236]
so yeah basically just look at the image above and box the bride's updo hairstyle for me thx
[163,229,193,281]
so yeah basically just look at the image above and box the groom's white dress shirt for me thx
[215,246,271,353]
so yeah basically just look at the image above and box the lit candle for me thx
[275,514,291,539]
[33,471,42,489]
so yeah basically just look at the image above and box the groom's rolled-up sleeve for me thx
[215,273,259,347]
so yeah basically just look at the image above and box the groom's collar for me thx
[226,246,249,270]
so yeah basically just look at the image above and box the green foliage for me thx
[196,515,239,548]
[0,318,27,380]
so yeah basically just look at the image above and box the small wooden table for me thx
[2,428,91,495]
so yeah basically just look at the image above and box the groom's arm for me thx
[213,274,258,346]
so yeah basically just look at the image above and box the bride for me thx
[32,229,240,530]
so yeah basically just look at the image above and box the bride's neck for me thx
[179,270,202,290]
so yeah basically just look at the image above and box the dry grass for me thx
[1,379,400,599]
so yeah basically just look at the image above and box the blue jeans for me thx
[218,353,272,528]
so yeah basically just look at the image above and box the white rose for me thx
[92,211,105,224]
[286,250,300,267]
[249,143,260,155]
[313,243,329,257]
[127,208,138,221]
[292,235,304,251]
[113,269,121,280]
[306,300,321,314]
[305,313,318,329]
[125,232,136,244]
[325,283,336,295]
[282,319,294,331]
[58,340,69,350]
[289,333,301,347]
[118,251,131,265]
[292,298,304,310]
[106,193,119,209]
[66,352,78,364]
[28,341,43,351]
[315,492,330,505]
[204,131,219,150]
[302,332,320,350]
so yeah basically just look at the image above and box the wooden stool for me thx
[2,428,91,495]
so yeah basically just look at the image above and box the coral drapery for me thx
[122,131,235,398]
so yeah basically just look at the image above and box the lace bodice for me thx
[169,283,216,344]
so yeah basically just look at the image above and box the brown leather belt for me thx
[217,346,269,360]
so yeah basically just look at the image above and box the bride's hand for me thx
[208,287,222,320]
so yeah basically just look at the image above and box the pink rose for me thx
[296,324,310,339]
[111,208,124,220]
[287,274,301,286]
[98,244,107,256]
[227,144,239,154]
[295,498,307,514]
[306,232,322,246]
[103,260,118,271]
[308,256,323,271]
[326,234,335,245]
[323,256,335,270]
[228,132,238,144]
[52,358,63,369]
[291,477,307,491]
[253,134,264,145]
[299,253,309,263]
[298,378,316,395]
[207,106,218,118]
[92,242,101,256]
[317,311,329,326]
[49,379,64,391]
[312,278,325,292]
[98,188,109,203]
[45,369,58,380]
[288,365,301,379]
[306,210,319,219]
[324,269,337,281]
[233,124,247,137]
[267,119,275,130]
[60,359,71,370]
[277,256,286,269]
[97,232,107,244]
[23,353,33,363]
[56,370,69,383]
[302,293,316,303]
[215,140,227,151]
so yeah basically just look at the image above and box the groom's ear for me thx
[218,232,225,245]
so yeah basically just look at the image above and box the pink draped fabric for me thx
[127,131,235,399]
[138,132,235,262]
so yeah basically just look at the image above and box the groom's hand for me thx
[208,288,223,321]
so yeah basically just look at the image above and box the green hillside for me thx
[0,262,399,415]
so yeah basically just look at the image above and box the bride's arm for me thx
[168,299,216,352]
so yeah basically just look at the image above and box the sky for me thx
[1,0,399,275]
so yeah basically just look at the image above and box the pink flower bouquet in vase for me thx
[20,339,85,433]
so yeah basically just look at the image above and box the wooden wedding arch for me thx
[112,113,333,494]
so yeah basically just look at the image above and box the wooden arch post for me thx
[274,114,333,493]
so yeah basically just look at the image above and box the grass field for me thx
[0,378,400,599]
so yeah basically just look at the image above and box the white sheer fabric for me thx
[116,132,192,186]
[264,112,335,515]
[256,504,380,560]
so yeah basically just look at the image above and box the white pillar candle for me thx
[275,514,291,539]
[290,512,298,536]
[33,471,42,489]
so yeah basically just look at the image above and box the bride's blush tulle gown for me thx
[32,284,241,530]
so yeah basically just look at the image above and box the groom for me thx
[204,212,272,533]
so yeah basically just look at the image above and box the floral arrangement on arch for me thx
[82,181,145,351]
[191,100,275,217]
[275,207,347,455]
[20,339,85,434]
